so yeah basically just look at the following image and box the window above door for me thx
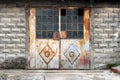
[36,7,84,39]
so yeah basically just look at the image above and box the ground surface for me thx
[0,70,120,80]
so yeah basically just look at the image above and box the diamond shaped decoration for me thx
[40,44,55,64]
[64,44,80,64]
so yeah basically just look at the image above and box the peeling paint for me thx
[29,8,90,69]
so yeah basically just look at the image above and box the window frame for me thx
[36,7,84,39]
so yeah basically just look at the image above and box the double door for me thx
[29,7,90,69]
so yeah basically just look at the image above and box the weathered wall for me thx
[0,3,120,69]
[0,7,27,69]
[91,5,120,69]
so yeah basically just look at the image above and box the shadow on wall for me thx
[0,57,27,69]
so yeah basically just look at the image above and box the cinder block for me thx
[21,39,26,43]
[2,49,10,53]
[99,34,108,38]
[104,28,113,33]
[17,53,26,58]
[0,44,5,48]
[6,54,16,58]
[99,13,109,17]
[6,13,16,17]
[94,39,103,43]
[17,23,25,28]
[94,18,103,23]
[0,23,5,27]
[20,18,26,23]
[114,38,120,42]
[21,28,26,33]
[94,13,99,18]
[11,39,21,43]
[0,58,5,63]
[2,28,11,33]
[99,43,108,48]
[114,28,120,32]
[104,48,113,53]
[1,18,11,22]
[94,48,104,53]
[16,44,25,49]
[6,34,16,38]
[20,49,26,54]
[109,33,117,38]
[94,58,103,63]
[0,34,5,38]
[118,13,120,17]
[7,23,15,27]
[17,13,25,17]
[0,13,6,17]
[104,59,116,64]
[114,8,120,12]
[109,43,118,48]
[104,38,113,43]
[94,34,103,39]
[16,34,25,38]
[11,49,20,53]
[2,39,10,43]
[100,23,108,28]
[93,44,99,48]
[0,54,5,59]
[109,13,118,17]
[11,18,20,22]
[114,18,120,22]
[94,29,103,33]
[6,44,15,49]
[104,8,114,13]
[109,23,118,27]
[103,18,113,22]
[12,28,20,33]
[114,48,120,52]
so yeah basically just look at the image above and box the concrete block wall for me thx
[0,4,120,69]
[0,8,27,69]
[91,6,120,69]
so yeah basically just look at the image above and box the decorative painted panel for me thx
[36,39,59,69]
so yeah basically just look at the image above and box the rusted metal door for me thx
[60,8,90,69]
[29,8,90,69]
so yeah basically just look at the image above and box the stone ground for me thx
[0,70,120,80]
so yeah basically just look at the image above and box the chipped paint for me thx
[61,8,90,69]
[29,8,90,69]
[29,8,36,68]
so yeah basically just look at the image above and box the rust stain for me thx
[60,31,67,39]
[28,7,90,69]
[84,8,90,42]
[53,32,60,40]
[36,39,59,58]
[29,8,36,56]
[79,40,85,48]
